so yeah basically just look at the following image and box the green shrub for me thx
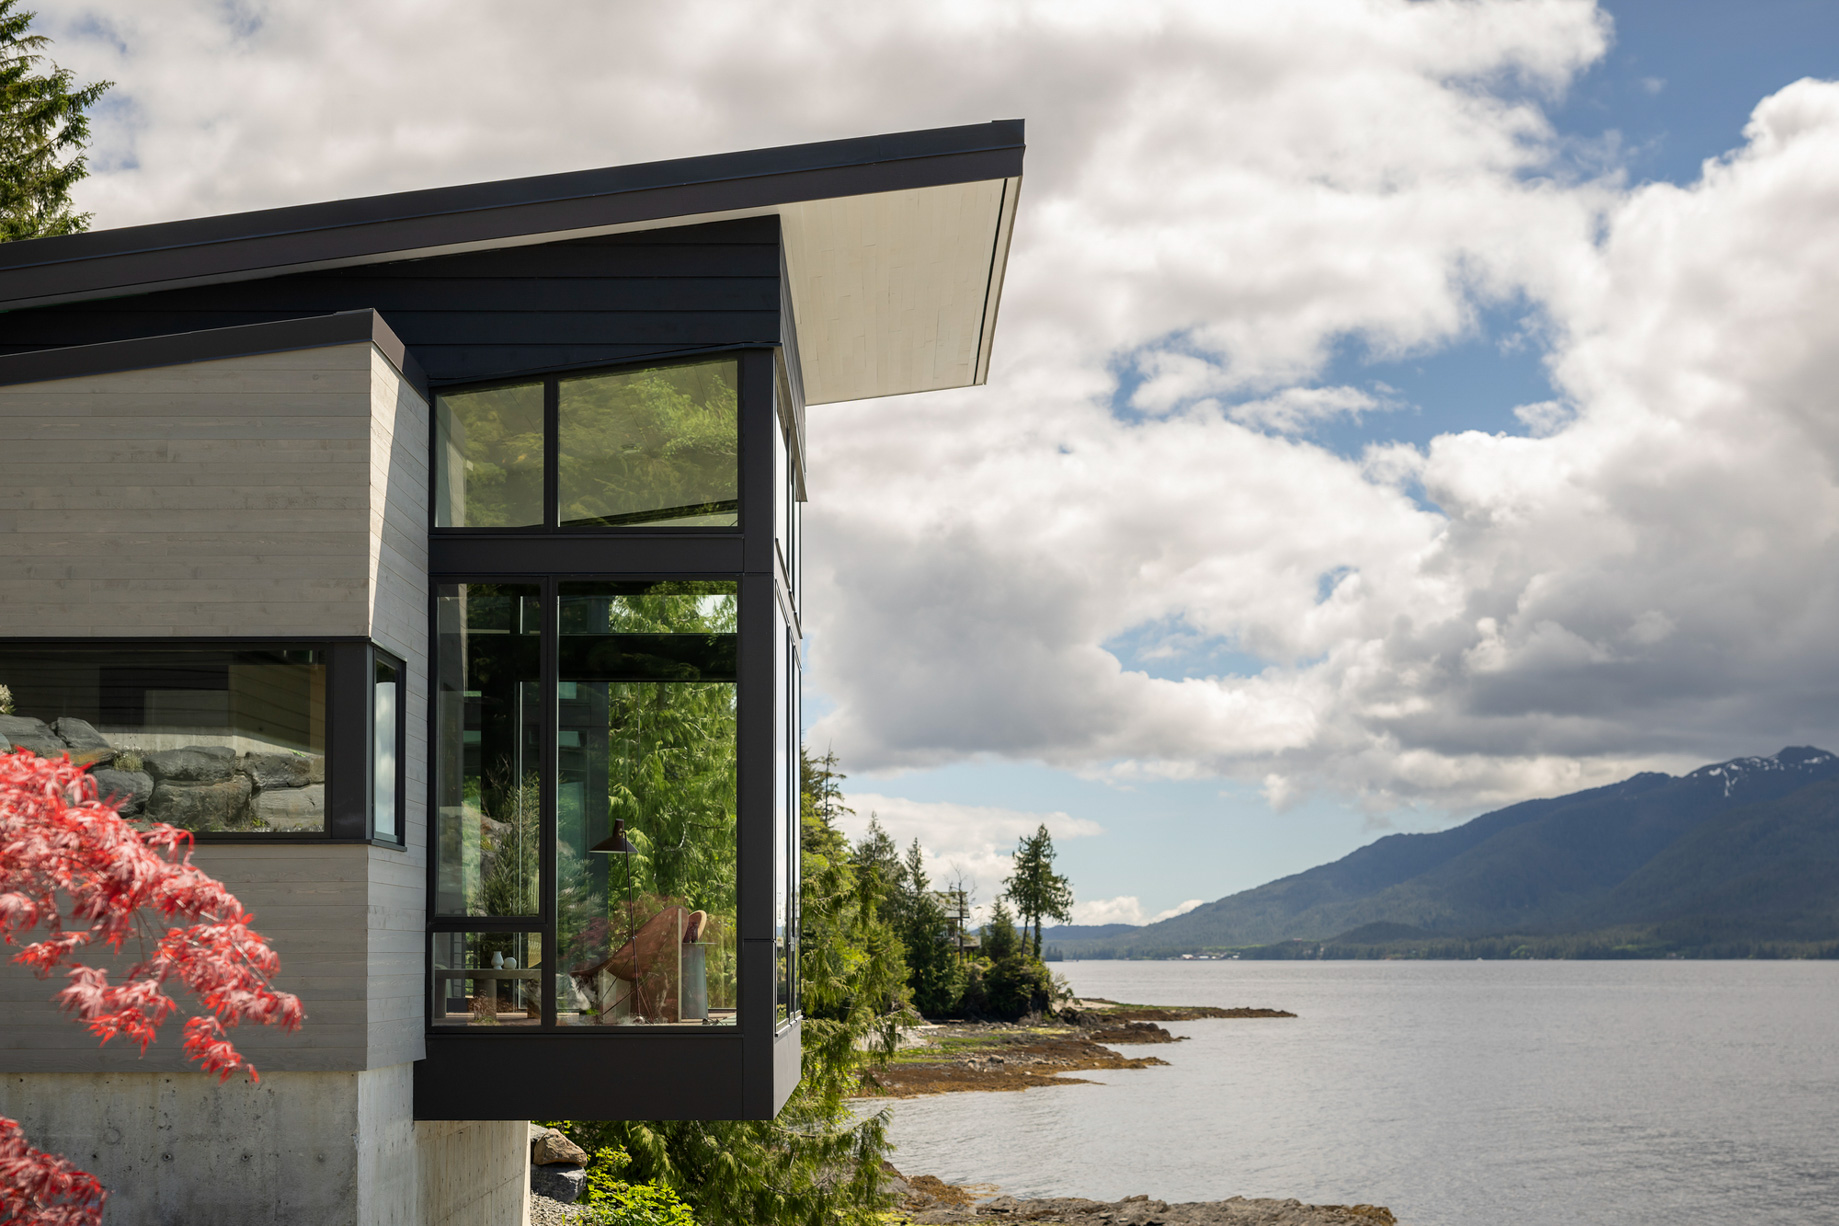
[564,1145,699,1226]
[979,954,1055,1021]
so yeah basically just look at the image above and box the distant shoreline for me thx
[1049,936,1839,961]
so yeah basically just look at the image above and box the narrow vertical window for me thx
[434,584,543,918]
[372,654,401,841]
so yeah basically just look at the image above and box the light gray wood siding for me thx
[0,341,433,1074]
[0,344,378,636]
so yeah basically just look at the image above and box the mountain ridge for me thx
[1073,747,1839,956]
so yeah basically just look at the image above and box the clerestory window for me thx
[433,357,740,531]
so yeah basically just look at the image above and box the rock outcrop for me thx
[0,715,325,831]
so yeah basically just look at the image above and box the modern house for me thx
[0,120,1022,1225]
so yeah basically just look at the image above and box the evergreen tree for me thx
[983,896,1021,962]
[0,2,110,242]
[899,839,964,1017]
[1003,824,1075,959]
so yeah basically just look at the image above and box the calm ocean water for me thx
[872,960,1839,1225]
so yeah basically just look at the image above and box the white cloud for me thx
[1072,896,1147,926]
[839,793,1100,917]
[1152,899,1205,922]
[37,0,1839,819]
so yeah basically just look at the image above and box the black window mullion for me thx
[544,376,560,529]
[540,575,559,1026]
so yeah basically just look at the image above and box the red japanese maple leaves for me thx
[0,749,303,1225]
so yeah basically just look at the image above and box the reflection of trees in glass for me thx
[436,383,544,527]
[560,361,738,527]
[479,766,540,922]
[557,581,739,1017]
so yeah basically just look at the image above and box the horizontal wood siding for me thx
[0,344,376,637]
[0,218,782,386]
[0,844,374,1072]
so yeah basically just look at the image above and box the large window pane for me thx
[558,359,739,528]
[435,584,542,917]
[434,381,546,528]
[0,646,324,833]
[555,581,738,1025]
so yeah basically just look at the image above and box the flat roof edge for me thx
[0,309,427,397]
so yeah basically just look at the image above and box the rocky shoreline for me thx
[860,998,1296,1097]
[886,1168,1395,1225]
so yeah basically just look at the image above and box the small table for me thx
[436,968,540,1018]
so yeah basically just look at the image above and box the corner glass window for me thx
[433,382,546,528]
[372,653,402,841]
[0,645,325,834]
[434,584,542,917]
[556,581,738,1026]
[559,360,739,528]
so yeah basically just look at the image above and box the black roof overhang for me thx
[0,120,1025,312]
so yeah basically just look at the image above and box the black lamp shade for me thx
[589,819,636,855]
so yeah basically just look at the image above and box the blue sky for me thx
[811,0,1839,924]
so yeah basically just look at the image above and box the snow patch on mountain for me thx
[1686,747,1837,798]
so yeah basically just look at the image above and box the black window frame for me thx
[428,353,748,536]
[0,636,407,846]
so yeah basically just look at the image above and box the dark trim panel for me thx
[0,308,428,397]
[0,121,1026,311]
[415,1031,753,1120]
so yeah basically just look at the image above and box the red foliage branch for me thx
[0,750,303,1226]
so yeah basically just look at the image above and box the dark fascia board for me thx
[0,120,1025,312]
[0,308,427,397]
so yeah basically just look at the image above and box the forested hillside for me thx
[1064,747,1839,957]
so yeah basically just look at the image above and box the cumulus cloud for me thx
[839,794,1100,917]
[1072,896,1149,926]
[40,0,1839,817]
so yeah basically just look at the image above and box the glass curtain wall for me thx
[432,579,740,1028]
[557,582,738,1026]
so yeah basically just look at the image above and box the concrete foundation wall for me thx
[0,1066,527,1226]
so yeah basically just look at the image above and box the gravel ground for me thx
[529,1192,594,1225]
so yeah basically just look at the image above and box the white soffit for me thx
[779,176,1019,406]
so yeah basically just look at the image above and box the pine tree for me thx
[0,1,111,242]
[899,839,965,1017]
[982,896,1021,962]
[1003,824,1075,959]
